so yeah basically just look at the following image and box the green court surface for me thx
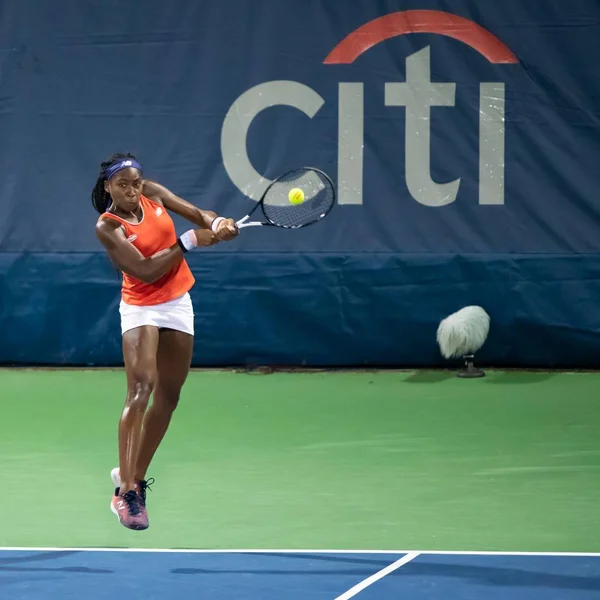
[0,369,598,552]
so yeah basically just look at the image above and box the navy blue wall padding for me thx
[1,0,599,366]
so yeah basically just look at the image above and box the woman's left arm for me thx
[143,179,238,239]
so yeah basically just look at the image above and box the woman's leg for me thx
[134,328,194,484]
[111,325,159,530]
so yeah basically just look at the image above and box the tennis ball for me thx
[288,188,305,205]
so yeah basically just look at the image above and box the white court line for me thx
[334,552,419,600]
[0,547,600,557]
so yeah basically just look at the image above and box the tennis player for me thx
[93,153,238,530]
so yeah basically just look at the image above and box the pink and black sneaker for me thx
[110,488,149,531]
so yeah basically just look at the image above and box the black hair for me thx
[91,152,139,214]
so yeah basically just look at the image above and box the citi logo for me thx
[221,10,518,207]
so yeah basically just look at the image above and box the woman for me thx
[93,152,238,530]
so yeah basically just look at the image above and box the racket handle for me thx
[236,221,263,229]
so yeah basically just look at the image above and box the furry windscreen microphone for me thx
[437,306,490,359]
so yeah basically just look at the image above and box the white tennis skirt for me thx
[119,292,194,336]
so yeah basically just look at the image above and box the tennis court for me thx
[1,369,598,598]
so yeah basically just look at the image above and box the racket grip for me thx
[236,221,263,229]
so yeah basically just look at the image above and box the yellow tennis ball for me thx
[288,187,305,205]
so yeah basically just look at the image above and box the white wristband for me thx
[211,217,225,232]
[178,229,197,253]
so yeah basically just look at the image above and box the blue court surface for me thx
[0,548,599,599]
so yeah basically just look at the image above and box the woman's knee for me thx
[127,373,155,411]
[153,385,181,413]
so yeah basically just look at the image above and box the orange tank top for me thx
[100,195,195,306]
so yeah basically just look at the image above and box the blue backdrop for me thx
[1,0,599,366]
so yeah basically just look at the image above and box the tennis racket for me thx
[235,167,335,230]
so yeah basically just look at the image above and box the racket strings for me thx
[262,169,334,228]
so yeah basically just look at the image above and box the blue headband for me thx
[105,159,143,180]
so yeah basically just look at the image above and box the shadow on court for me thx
[0,551,113,576]
[171,553,600,592]
[483,372,555,385]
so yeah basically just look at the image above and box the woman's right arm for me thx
[95,218,218,284]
